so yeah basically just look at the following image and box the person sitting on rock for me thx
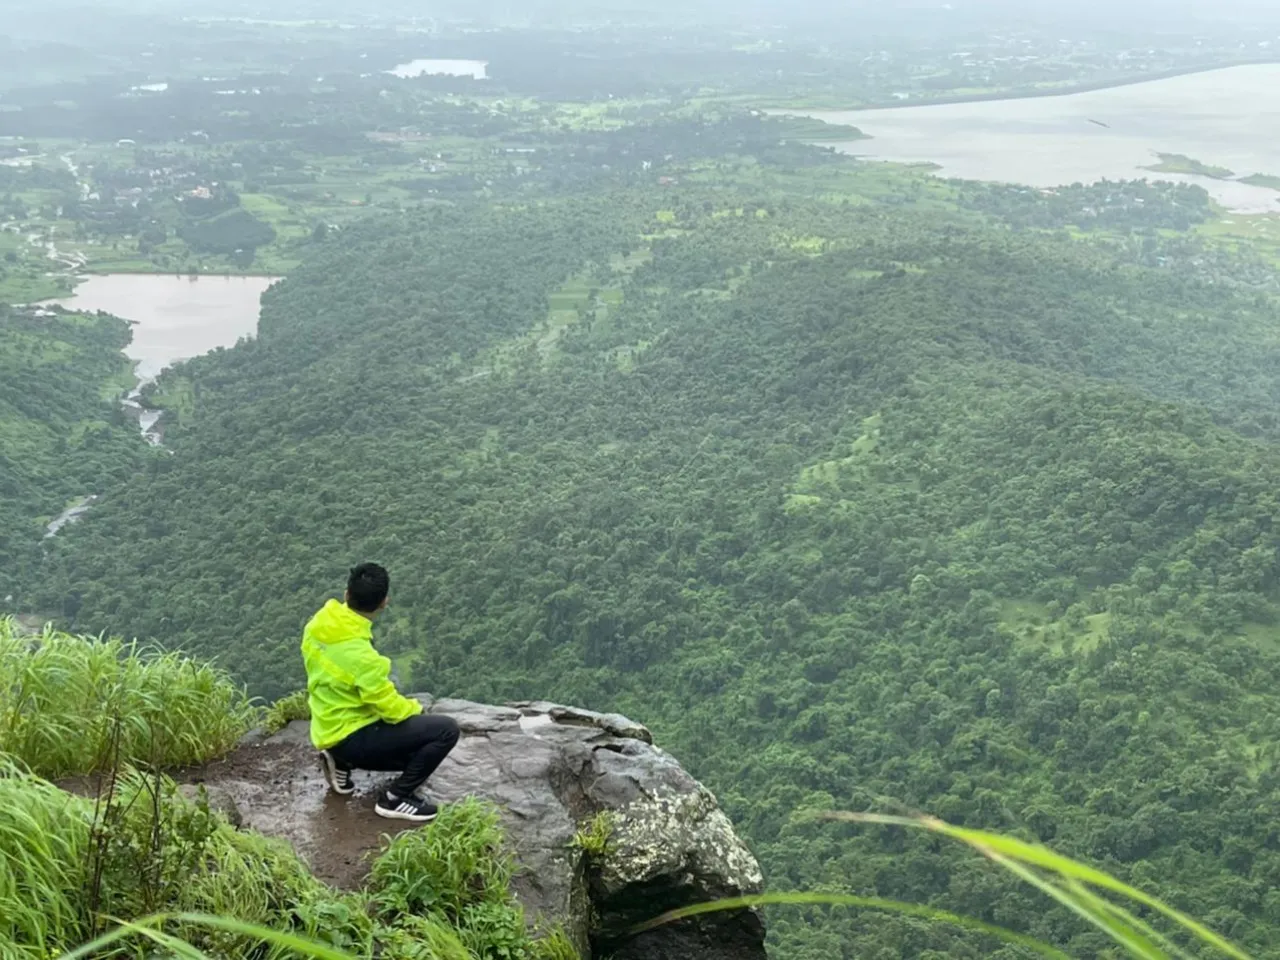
[301,562,459,823]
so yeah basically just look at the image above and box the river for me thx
[38,273,278,536]
[788,64,1280,214]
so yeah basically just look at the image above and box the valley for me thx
[5,5,1280,960]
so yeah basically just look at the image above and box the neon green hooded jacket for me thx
[301,599,422,750]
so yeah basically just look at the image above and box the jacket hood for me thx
[305,598,373,645]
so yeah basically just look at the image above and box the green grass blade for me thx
[58,912,364,960]
[982,849,1168,959]
[169,913,360,960]
[129,924,215,959]
[824,813,1252,960]
[55,915,166,960]
[628,891,1072,959]
[1066,879,1200,960]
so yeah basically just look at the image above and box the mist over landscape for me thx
[4,0,1280,957]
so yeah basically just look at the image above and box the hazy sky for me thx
[2,0,1278,33]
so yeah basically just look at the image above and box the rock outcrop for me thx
[186,696,766,960]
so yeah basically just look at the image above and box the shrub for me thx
[370,798,540,959]
[370,798,514,921]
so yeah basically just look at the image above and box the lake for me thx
[792,64,1280,214]
[37,272,279,532]
[44,273,280,381]
[388,59,488,80]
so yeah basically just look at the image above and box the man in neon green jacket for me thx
[302,563,459,822]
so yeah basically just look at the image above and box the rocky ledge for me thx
[185,696,766,960]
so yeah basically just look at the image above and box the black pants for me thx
[329,714,460,798]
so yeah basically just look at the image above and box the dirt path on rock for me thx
[180,727,421,890]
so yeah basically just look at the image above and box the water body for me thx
[793,64,1280,214]
[46,273,279,381]
[388,59,488,80]
[36,273,278,536]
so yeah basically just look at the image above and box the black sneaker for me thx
[319,750,355,796]
[375,791,438,823]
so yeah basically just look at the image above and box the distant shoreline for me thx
[827,58,1280,113]
[73,268,285,282]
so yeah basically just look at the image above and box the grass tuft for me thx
[263,689,311,734]
[529,927,582,960]
[0,758,374,959]
[570,810,614,858]
[0,620,256,778]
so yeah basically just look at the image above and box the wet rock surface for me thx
[182,696,766,959]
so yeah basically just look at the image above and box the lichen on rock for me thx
[600,787,765,894]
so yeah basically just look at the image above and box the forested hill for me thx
[0,307,145,598]
[24,184,1280,958]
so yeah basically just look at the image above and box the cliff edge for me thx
[183,696,767,960]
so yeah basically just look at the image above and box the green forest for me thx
[0,306,145,599]
[12,164,1280,958]
[6,5,1280,958]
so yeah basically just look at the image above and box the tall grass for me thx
[0,765,566,960]
[0,619,257,778]
[0,624,571,960]
[0,760,92,959]
[0,757,373,959]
